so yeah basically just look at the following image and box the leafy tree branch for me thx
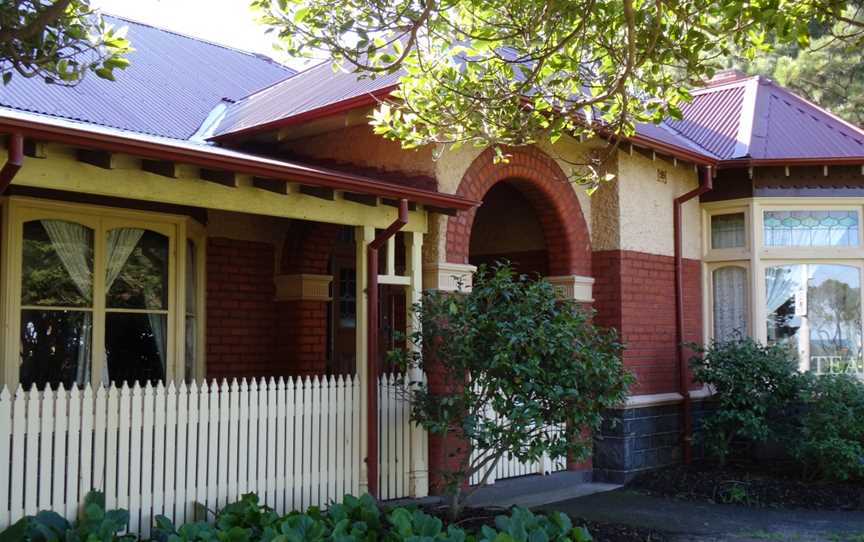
[0,0,132,86]
[254,0,858,186]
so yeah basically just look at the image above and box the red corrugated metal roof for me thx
[666,84,747,158]
[215,64,864,165]
[632,121,720,160]
[211,61,717,163]
[212,62,401,139]
[665,72,864,162]
[753,83,864,160]
[4,12,862,168]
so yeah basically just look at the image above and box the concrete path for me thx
[465,472,619,508]
[541,488,864,542]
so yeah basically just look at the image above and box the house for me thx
[2,15,864,534]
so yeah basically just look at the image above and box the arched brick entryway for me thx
[428,147,594,493]
[446,147,591,276]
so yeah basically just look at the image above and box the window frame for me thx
[0,197,205,387]
[183,220,207,383]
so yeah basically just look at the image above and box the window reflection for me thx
[808,264,862,376]
[766,264,863,376]
[185,239,197,382]
[20,309,91,390]
[106,229,168,310]
[105,229,169,386]
[21,220,95,389]
[713,266,748,342]
[22,220,93,307]
[711,213,746,250]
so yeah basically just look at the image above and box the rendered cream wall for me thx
[615,150,702,259]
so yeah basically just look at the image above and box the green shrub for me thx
[689,338,805,464]
[481,508,591,542]
[393,263,632,517]
[150,492,593,542]
[0,491,135,542]
[795,374,864,481]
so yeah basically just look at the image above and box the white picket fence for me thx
[468,412,568,486]
[0,374,420,538]
[377,373,416,501]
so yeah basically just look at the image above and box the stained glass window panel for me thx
[763,210,859,247]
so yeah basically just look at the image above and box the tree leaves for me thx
[0,0,132,86]
[254,0,858,184]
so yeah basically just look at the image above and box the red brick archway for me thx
[446,146,591,276]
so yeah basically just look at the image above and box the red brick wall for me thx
[276,301,329,376]
[277,222,341,376]
[206,237,278,379]
[281,222,340,275]
[593,250,703,395]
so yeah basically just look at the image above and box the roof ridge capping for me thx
[690,68,758,94]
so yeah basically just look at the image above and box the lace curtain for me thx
[712,266,747,342]
[41,220,93,385]
[711,213,745,250]
[766,265,798,315]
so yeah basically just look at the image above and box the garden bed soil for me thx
[629,463,864,511]
[429,506,670,542]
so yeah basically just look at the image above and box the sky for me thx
[91,0,312,70]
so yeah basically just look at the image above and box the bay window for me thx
[2,198,205,388]
[704,200,864,378]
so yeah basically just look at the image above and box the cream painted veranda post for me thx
[405,230,429,496]
[355,225,374,494]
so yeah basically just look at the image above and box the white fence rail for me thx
[0,374,420,538]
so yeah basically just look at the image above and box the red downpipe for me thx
[673,166,713,464]
[1,133,24,192]
[366,199,409,498]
